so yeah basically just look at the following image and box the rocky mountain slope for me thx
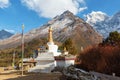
[0,29,13,40]
[86,11,120,38]
[0,11,102,52]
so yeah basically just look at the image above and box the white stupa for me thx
[28,26,75,73]
[47,27,61,56]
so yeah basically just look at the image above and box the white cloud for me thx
[85,11,109,25]
[79,7,87,12]
[4,29,15,33]
[21,0,87,18]
[0,0,10,8]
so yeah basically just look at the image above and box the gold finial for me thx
[22,24,24,30]
[49,26,52,30]
[64,47,67,52]
[48,26,53,42]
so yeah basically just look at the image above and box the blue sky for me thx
[0,0,120,33]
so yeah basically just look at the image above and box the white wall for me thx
[55,60,75,67]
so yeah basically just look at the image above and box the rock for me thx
[52,65,100,80]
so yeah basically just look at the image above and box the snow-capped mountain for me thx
[86,11,120,38]
[0,11,102,51]
[86,11,109,25]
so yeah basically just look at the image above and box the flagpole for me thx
[12,50,15,68]
[21,24,24,76]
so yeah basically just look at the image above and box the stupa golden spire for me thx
[48,26,53,43]
[64,47,67,52]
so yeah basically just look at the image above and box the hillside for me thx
[0,11,102,53]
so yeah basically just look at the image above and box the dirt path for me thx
[0,70,61,80]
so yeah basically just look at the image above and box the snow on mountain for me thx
[85,11,109,26]
[0,10,102,50]
[86,11,120,38]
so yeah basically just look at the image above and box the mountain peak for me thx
[86,11,120,38]
[62,10,73,15]
[53,10,74,19]
[49,10,76,24]
[51,10,78,23]
[60,10,74,18]
[0,29,13,40]
[1,29,6,32]
[0,11,102,50]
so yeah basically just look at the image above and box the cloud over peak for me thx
[0,0,10,8]
[21,0,87,18]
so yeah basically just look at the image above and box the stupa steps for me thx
[28,62,55,73]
